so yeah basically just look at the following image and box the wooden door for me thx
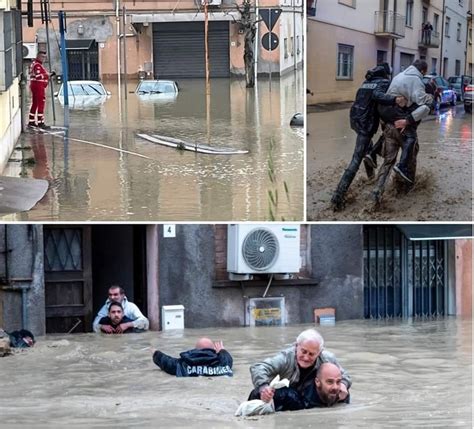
[44,226,92,333]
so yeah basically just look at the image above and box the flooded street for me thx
[0,318,471,428]
[307,105,472,221]
[2,74,303,221]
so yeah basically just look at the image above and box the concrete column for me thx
[455,239,472,318]
[146,225,160,330]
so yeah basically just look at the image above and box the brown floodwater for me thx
[2,74,304,221]
[0,318,471,428]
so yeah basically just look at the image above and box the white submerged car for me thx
[56,80,111,109]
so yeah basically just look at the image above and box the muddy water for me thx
[3,74,303,221]
[0,318,471,428]
[307,105,473,221]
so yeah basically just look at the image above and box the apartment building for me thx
[307,0,471,104]
[0,0,22,173]
[21,0,303,81]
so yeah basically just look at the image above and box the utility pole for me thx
[41,0,56,121]
[204,0,210,95]
[58,11,69,106]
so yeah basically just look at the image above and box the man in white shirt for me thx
[92,285,149,333]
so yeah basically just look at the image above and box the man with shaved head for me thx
[248,328,351,403]
[271,362,350,411]
[152,337,233,377]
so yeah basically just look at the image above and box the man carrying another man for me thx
[93,285,149,333]
[372,59,433,204]
[247,328,351,407]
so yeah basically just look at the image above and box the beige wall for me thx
[0,77,21,173]
[455,240,472,318]
[307,20,390,104]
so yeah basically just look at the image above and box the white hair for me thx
[296,329,324,350]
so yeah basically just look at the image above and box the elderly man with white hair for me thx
[248,328,351,403]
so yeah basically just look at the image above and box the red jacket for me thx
[30,59,49,88]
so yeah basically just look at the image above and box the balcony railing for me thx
[374,11,406,39]
[418,30,440,48]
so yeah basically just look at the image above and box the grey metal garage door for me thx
[152,21,230,78]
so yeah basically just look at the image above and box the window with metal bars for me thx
[364,226,447,319]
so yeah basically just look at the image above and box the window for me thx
[422,7,428,25]
[445,17,450,37]
[443,57,448,77]
[284,38,288,59]
[337,44,354,79]
[290,36,294,56]
[469,28,472,45]
[377,50,387,64]
[457,23,462,41]
[431,57,437,74]
[405,0,413,27]
[433,14,439,32]
[455,60,461,76]
[296,35,300,55]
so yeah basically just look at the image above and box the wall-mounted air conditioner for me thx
[227,224,301,279]
[22,43,37,59]
[201,0,222,6]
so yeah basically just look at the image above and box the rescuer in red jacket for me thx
[28,50,52,129]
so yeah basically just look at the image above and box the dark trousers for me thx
[333,132,372,199]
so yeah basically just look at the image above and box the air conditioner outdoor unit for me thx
[227,224,301,278]
[22,43,37,59]
[201,0,222,6]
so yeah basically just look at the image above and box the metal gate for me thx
[364,226,447,319]
[152,21,230,78]
[66,40,99,80]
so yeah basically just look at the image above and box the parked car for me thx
[55,80,111,109]
[464,84,473,113]
[135,80,179,95]
[447,75,472,101]
[422,75,457,108]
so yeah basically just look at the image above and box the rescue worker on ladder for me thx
[28,50,54,129]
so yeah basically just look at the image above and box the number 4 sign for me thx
[163,225,176,238]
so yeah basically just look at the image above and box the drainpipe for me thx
[439,0,446,76]
[116,0,121,94]
[255,0,259,82]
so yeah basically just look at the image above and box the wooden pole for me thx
[204,1,210,95]
[204,1,211,144]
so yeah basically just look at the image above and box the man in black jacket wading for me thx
[152,337,233,377]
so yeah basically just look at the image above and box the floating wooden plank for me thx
[137,133,249,155]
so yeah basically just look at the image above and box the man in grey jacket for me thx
[248,328,351,403]
[378,60,433,184]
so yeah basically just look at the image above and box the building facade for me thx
[0,224,471,337]
[21,0,303,81]
[0,0,22,173]
[307,0,472,104]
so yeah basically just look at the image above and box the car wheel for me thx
[465,104,472,113]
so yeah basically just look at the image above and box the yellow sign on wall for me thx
[252,308,281,321]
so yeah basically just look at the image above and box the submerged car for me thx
[463,84,473,113]
[447,75,472,101]
[55,80,111,109]
[135,80,178,95]
[422,75,457,108]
